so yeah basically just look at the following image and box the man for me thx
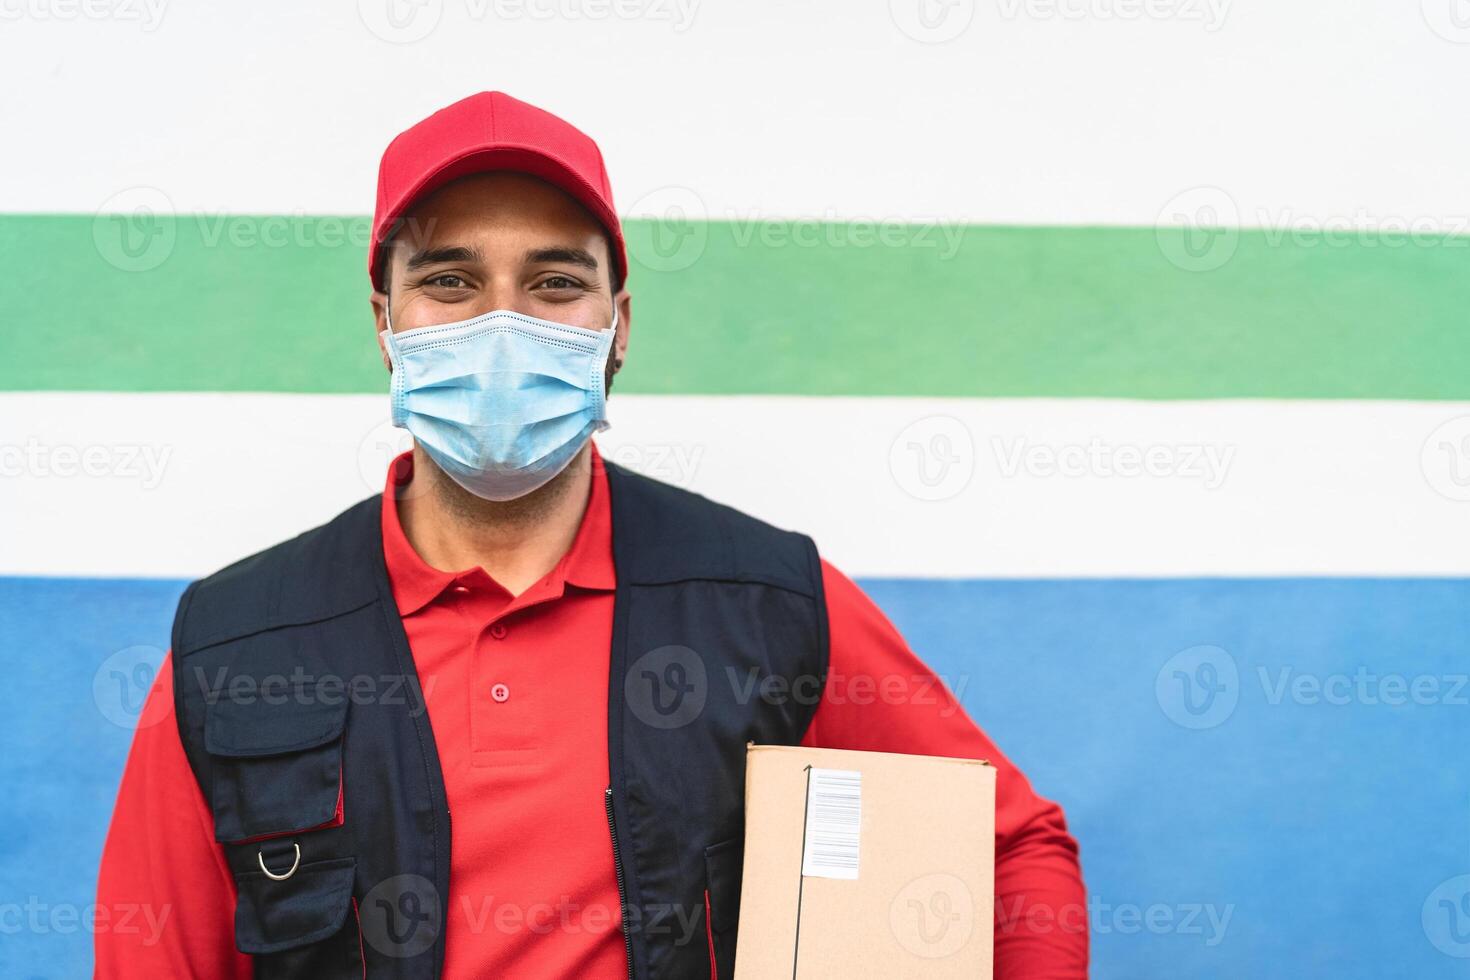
[96,92,1087,978]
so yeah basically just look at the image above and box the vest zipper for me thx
[605,786,635,979]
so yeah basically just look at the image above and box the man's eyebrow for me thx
[405,245,483,271]
[525,246,600,272]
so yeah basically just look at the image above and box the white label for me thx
[801,767,862,880]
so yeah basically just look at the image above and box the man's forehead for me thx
[392,173,609,258]
[405,171,600,229]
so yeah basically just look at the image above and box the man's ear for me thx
[371,290,391,371]
[611,288,631,374]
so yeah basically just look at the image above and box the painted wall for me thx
[2,1,1468,975]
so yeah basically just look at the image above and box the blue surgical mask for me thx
[381,306,616,501]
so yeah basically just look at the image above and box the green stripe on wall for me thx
[4,214,1468,397]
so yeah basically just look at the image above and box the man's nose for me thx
[477,274,526,316]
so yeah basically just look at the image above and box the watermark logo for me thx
[994,0,1230,30]
[600,442,704,488]
[889,0,976,43]
[625,645,707,729]
[1422,416,1470,502]
[0,900,172,942]
[889,873,975,959]
[1258,666,1467,707]
[997,894,1231,945]
[0,0,168,29]
[361,874,440,958]
[991,436,1235,488]
[93,645,168,730]
[358,420,426,498]
[726,210,966,260]
[888,415,975,502]
[626,186,709,273]
[1256,209,1469,250]
[358,0,442,42]
[93,186,175,273]
[1422,0,1470,43]
[1156,185,1239,272]
[1156,645,1238,729]
[0,439,173,488]
[1423,874,1470,957]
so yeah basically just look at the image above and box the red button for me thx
[490,683,510,702]
[489,623,508,640]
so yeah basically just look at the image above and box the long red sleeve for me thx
[94,653,250,980]
[805,561,1089,978]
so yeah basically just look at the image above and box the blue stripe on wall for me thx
[3,577,1467,978]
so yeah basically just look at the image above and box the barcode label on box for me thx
[801,767,862,880]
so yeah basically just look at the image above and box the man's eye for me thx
[428,274,467,288]
[538,275,580,290]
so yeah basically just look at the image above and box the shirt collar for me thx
[380,441,616,616]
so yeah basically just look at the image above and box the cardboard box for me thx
[734,744,996,979]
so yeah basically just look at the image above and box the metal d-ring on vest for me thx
[258,842,301,881]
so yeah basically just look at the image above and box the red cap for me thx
[370,91,626,291]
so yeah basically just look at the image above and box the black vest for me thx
[171,462,829,979]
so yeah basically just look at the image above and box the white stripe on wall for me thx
[2,392,1466,579]
[3,2,1467,227]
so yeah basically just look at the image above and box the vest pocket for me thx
[205,691,349,843]
[704,836,744,980]
[235,852,364,976]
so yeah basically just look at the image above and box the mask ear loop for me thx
[592,304,619,423]
[381,301,409,426]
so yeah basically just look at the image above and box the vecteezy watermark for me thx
[889,0,976,43]
[0,439,173,489]
[457,895,704,945]
[1423,874,1470,957]
[0,900,172,943]
[726,210,967,261]
[186,666,438,714]
[888,415,976,502]
[623,646,970,730]
[1255,209,1470,250]
[361,875,441,958]
[1156,645,1240,729]
[1258,666,1469,708]
[1157,645,1469,730]
[1158,187,1470,272]
[0,0,167,29]
[624,645,709,730]
[93,645,168,730]
[992,436,1236,489]
[890,873,976,959]
[1421,0,1470,43]
[624,188,969,273]
[600,442,705,488]
[190,213,376,251]
[728,667,968,718]
[996,894,1233,947]
[624,186,710,273]
[358,420,423,499]
[357,0,698,42]
[94,207,430,273]
[1156,186,1240,273]
[995,0,1230,30]
[93,187,176,273]
[1421,416,1470,502]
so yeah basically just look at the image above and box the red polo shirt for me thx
[97,442,1087,978]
